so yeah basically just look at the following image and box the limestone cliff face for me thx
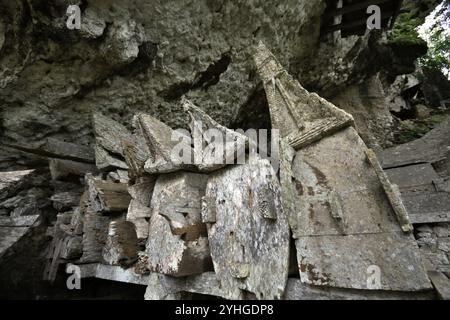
[0,0,327,152]
[0,0,432,159]
[1,0,448,300]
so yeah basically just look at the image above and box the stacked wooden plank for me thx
[59,99,291,299]
[380,118,450,224]
[379,118,450,299]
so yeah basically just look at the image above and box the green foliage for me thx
[394,114,448,144]
[390,12,426,46]
[418,1,450,78]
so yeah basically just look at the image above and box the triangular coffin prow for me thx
[253,41,354,149]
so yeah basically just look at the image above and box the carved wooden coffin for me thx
[254,42,431,291]
[203,158,290,299]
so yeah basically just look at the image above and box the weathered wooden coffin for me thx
[203,158,290,300]
[253,42,431,291]
[146,172,212,277]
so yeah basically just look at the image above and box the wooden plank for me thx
[204,158,290,300]
[49,158,97,180]
[296,232,431,291]
[402,192,450,218]
[44,138,94,163]
[79,212,110,263]
[324,0,393,18]
[102,220,139,267]
[385,163,439,189]
[324,14,393,33]
[428,271,450,300]
[409,211,450,224]
[285,278,434,300]
[0,215,39,227]
[127,175,156,239]
[69,263,149,285]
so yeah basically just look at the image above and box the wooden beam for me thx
[324,0,393,18]
[324,14,393,34]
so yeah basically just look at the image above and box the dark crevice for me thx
[382,162,429,170]
[231,86,272,131]
[158,53,232,101]
[391,107,417,121]
[116,41,158,77]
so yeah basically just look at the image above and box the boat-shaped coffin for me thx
[253,42,431,291]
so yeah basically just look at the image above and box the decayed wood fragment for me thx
[60,235,83,260]
[126,175,155,239]
[102,220,139,267]
[79,212,109,263]
[86,175,131,213]
[92,113,132,170]
[254,42,431,292]
[204,158,290,300]
[127,200,151,239]
[43,212,74,282]
[146,172,212,277]
[70,207,84,236]
[106,170,129,184]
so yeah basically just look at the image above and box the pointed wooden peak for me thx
[182,98,248,144]
[253,41,354,149]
